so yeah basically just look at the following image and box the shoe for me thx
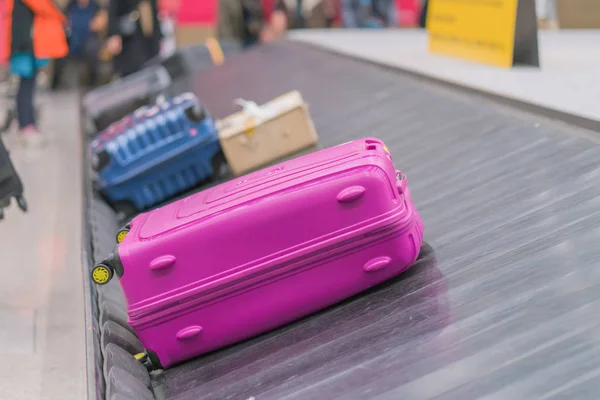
[17,125,47,148]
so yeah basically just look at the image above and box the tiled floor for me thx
[0,92,86,399]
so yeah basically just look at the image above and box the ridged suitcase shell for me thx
[90,92,222,213]
[104,137,424,368]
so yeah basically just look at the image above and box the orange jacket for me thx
[1,0,68,61]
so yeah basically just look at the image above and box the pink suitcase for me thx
[92,137,424,369]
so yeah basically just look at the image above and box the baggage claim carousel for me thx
[83,39,600,399]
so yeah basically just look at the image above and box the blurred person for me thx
[1,0,69,146]
[106,0,161,77]
[270,0,337,31]
[419,0,428,28]
[218,0,336,47]
[51,0,105,90]
[341,0,396,28]
[218,0,272,48]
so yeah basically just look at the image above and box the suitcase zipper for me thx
[128,208,416,327]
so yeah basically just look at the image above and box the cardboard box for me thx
[218,91,319,176]
[557,0,600,29]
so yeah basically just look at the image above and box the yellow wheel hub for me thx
[92,265,112,284]
[116,229,129,244]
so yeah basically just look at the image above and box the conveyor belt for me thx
[85,40,600,399]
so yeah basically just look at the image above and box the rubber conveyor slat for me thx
[86,40,600,400]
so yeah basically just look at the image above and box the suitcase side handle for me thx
[176,326,203,340]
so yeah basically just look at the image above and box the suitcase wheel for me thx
[184,104,206,122]
[116,224,131,244]
[134,352,147,363]
[135,350,163,371]
[210,151,228,181]
[91,263,114,285]
[92,149,110,172]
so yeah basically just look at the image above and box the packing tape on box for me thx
[234,99,264,118]
[217,94,306,144]
[241,118,258,141]
[233,98,266,141]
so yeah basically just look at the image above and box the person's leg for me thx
[50,57,66,90]
[16,73,37,129]
[419,0,428,28]
[83,36,101,87]
[16,71,45,146]
[385,0,398,27]
[341,0,360,28]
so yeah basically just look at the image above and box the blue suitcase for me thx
[90,92,224,217]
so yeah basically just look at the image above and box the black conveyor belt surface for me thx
[88,40,600,400]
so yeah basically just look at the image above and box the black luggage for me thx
[143,41,242,83]
[0,136,27,219]
[81,65,172,135]
[82,40,242,136]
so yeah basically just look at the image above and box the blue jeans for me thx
[16,73,37,129]
[341,0,397,28]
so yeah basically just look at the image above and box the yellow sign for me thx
[426,0,538,68]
